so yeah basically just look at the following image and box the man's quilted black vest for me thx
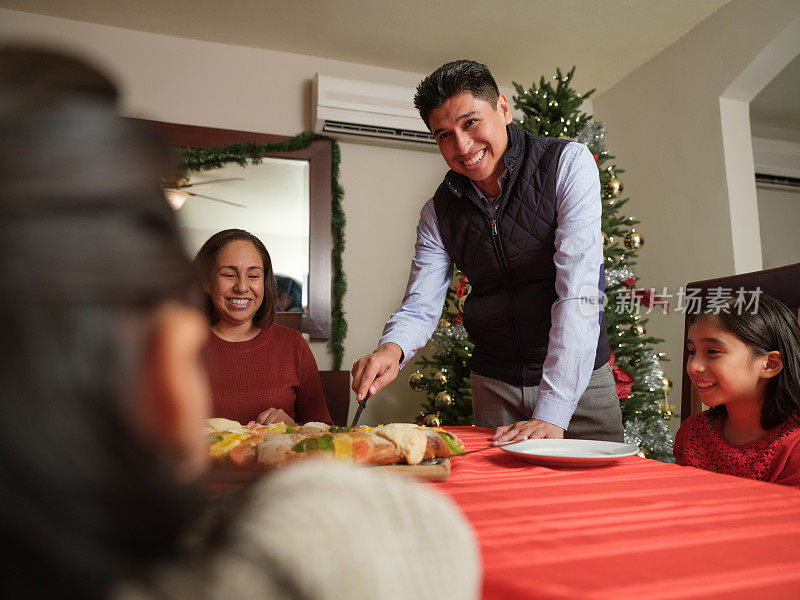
[433,124,610,386]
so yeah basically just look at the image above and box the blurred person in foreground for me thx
[0,46,479,600]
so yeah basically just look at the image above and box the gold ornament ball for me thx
[607,177,624,198]
[408,371,426,392]
[423,413,442,427]
[661,375,674,394]
[438,318,451,329]
[602,231,613,250]
[624,231,645,251]
[435,391,454,406]
[632,323,646,336]
[662,407,674,421]
[433,371,448,387]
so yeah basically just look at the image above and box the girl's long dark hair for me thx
[689,294,800,429]
[0,48,205,598]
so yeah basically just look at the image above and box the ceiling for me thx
[751,53,800,132]
[2,0,731,95]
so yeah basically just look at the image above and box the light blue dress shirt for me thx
[378,142,603,430]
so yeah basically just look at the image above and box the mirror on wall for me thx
[176,159,311,313]
[134,119,333,339]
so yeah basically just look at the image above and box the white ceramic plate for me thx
[500,438,640,467]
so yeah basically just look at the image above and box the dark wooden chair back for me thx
[273,314,350,426]
[319,370,351,427]
[681,262,800,421]
[275,312,302,331]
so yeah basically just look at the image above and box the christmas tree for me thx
[409,67,675,461]
[410,272,475,427]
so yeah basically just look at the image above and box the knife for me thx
[349,392,370,428]
[450,440,522,457]
[417,441,523,466]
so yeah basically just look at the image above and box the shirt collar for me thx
[470,168,508,204]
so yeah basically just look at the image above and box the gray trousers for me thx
[471,362,624,442]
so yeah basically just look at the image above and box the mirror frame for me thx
[133,119,332,339]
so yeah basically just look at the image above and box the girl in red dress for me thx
[674,294,800,487]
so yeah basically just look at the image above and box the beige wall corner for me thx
[592,0,800,422]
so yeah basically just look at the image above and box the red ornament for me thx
[593,153,599,163]
[455,275,468,297]
[609,347,635,400]
[622,277,636,288]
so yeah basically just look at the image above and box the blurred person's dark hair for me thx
[0,46,203,598]
[0,45,118,116]
[194,228,278,328]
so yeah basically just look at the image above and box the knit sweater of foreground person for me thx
[207,323,332,425]
[113,461,481,600]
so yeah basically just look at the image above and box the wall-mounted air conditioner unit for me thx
[312,73,436,149]
[753,136,800,192]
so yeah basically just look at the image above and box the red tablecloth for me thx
[430,427,800,600]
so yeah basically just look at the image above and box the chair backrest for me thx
[275,312,302,331]
[319,370,351,427]
[274,315,348,425]
[681,262,800,421]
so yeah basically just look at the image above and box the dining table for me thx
[430,426,800,600]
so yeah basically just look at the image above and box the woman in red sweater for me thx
[195,229,331,425]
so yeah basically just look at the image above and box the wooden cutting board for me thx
[378,457,451,482]
[206,457,451,493]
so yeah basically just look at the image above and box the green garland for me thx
[178,131,347,369]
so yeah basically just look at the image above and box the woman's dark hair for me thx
[689,294,800,429]
[194,229,277,329]
[0,47,202,598]
[413,59,500,128]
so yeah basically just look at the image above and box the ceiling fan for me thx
[161,175,246,210]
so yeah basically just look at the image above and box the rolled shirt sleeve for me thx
[533,142,604,429]
[377,200,454,368]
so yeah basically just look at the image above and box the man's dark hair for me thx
[413,60,500,128]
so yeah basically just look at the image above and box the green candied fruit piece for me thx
[437,431,465,455]
[285,424,299,434]
[316,434,335,454]
[292,437,319,453]
[328,425,351,434]
[207,433,224,443]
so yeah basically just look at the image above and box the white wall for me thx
[752,134,800,269]
[0,8,449,425]
[592,0,800,426]
[757,185,800,269]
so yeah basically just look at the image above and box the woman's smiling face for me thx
[205,239,265,328]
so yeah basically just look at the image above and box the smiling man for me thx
[351,60,622,443]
